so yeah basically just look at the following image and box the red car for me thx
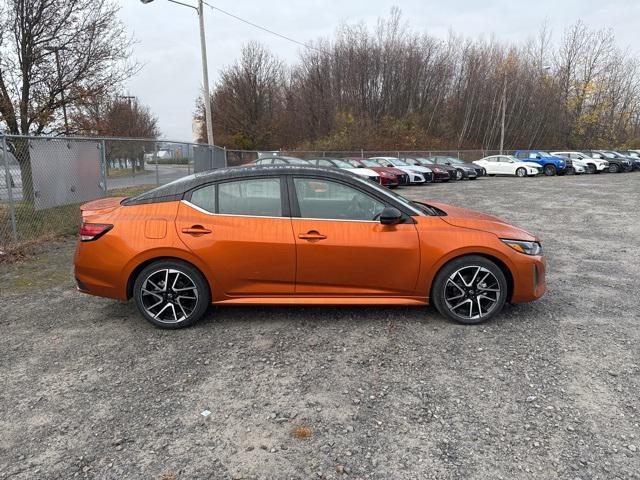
[344,157,407,188]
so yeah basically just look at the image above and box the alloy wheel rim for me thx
[456,170,463,180]
[516,168,525,177]
[444,266,501,320]
[140,268,199,323]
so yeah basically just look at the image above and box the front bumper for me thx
[511,255,546,304]
[380,176,399,187]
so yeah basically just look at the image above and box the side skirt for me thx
[214,296,429,306]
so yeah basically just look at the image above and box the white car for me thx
[369,157,429,184]
[308,158,380,183]
[550,151,608,174]
[474,155,541,177]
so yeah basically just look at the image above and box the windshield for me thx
[446,157,465,164]
[601,151,616,158]
[362,160,381,168]
[537,152,553,157]
[417,157,435,164]
[390,159,409,166]
[283,157,309,165]
[332,159,353,168]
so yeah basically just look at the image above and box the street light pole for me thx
[44,46,69,135]
[197,0,215,146]
[141,0,214,145]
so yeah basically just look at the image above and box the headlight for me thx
[501,239,542,255]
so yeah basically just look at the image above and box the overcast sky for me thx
[117,0,640,142]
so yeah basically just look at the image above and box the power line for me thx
[202,2,331,57]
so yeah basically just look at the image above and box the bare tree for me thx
[0,0,136,199]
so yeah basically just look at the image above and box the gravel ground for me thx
[1,172,639,480]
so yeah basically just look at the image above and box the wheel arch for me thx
[428,252,514,303]
[124,253,214,301]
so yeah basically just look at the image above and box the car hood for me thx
[424,201,538,241]
[348,168,378,176]
[370,166,405,175]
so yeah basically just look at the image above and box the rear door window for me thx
[218,178,283,217]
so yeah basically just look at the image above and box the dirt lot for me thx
[1,173,639,480]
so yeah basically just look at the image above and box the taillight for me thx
[79,223,113,241]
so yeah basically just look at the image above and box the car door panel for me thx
[176,204,296,296]
[291,177,421,295]
[176,177,296,297]
[293,219,420,295]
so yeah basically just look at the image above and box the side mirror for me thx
[380,206,402,225]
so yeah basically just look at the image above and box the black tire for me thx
[133,259,210,329]
[609,163,620,173]
[587,164,596,174]
[543,164,557,176]
[515,167,527,178]
[455,169,464,181]
[431,255,508,325]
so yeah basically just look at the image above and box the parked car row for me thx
[250,149,640,187]
[473,149,640,177]
[251,155,487,188]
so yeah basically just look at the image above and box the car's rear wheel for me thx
[133,260,210,329]
[609,163,620,173]
[432,256,508,325]
[543,164,557,176]
[515,167,527,177]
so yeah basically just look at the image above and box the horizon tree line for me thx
[196,9,640,152]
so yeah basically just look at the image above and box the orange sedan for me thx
[74,165,545,328]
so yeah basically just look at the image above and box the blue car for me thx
[513,150,571,176]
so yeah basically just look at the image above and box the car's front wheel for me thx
[609,163,620,173]
[543,164,557,176]
[432,256,508,325]
[587,164,596,174]
[133,260,210,329]
[455,169,464,180]
[515,167,527,177]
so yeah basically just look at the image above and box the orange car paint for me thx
[74,195,545,307]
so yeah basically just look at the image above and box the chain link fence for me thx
[1,134,518,249]
[0,134,226,249]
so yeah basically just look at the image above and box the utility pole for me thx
[44,45,69,135]
[141,0,214,145]
[500,75,506,155]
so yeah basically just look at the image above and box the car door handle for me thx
[298,231,327,241]
[182,225,212,235]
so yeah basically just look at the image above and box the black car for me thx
[427,156,483,180]
[403,157,452,182]
[581,150,632,173]
[612,151,640,171]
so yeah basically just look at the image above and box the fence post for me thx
[224,146,228,167]
[154,142,160,186]
[187,143,191,175]
[100,140,108,195]
[2,135,18,242]
[361,148,364,158]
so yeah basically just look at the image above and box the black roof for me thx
[122,164,365,206]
